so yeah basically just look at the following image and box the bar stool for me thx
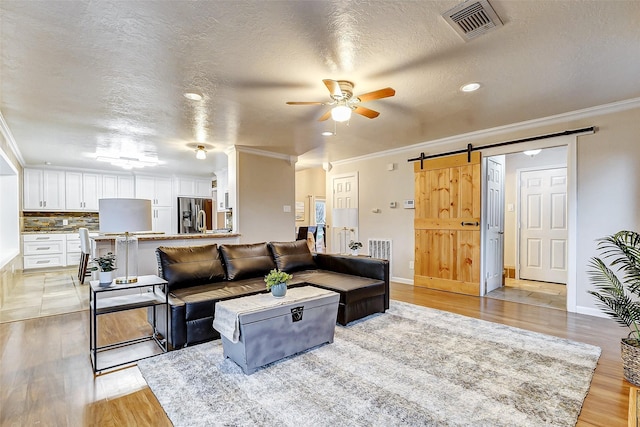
[78,227,92,284]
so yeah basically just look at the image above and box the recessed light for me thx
[321,131,334,136]
[460,82,481,92]
[184,92,203,101]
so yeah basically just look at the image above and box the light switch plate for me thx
[283,205,291,213]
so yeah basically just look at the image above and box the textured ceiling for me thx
[2,0,639,176]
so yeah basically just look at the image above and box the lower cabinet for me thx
[23,234,66,269]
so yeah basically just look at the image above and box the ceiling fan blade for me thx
[318,110,332,121]
[286,101,326,105]
[354,106,380,119]
[323,79,343,98]
[356,87,395,103]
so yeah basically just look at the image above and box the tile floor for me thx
[0,268,89,323]
[485,277,567,310]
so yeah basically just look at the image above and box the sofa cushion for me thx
[219,243,276,280]
[269,240,316,272]
[156,244,226,291]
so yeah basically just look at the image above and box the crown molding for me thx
[0,111,25,166]
[233,145,298,164]
[332,97,640,167]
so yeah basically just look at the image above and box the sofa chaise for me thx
[151,240,389,349]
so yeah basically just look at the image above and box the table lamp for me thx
[332,208,358,255]
[99,198,152,283]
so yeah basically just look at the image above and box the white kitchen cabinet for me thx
[152,206,173,234]
[195,179,212,197]
[136,176,172,206]
[101,174,135,199]
[176,177,212,197]
[23,234,66,269]
[23,168,66,211]
[118,176,135,198]
[65,172,100,211]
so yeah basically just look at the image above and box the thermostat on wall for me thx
[403,199,415,209]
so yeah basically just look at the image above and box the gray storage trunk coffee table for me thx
[213,286,339,374]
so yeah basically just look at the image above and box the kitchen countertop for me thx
[22,230,99,234]
[92,233,239,242]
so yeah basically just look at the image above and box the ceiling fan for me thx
[286,79,395,122]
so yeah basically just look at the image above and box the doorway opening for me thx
[483,145,569,311]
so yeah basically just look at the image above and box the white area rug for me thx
[138,301,601,426]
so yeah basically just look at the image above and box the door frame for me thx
[515,164,567,283]
[479,134,577,312]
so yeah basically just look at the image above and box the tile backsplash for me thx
[23,212,99,232]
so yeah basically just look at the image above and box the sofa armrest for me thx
[312,253,390,309]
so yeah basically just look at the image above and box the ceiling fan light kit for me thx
[287,79,395,123]
[331,105,352,122]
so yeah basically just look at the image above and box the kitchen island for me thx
[93,233,240,276]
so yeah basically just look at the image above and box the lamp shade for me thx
[99,198,152,233]
[332,208,358,228]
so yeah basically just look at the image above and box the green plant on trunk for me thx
[588,230,640,341]
[93,252,116,272]
[264,269,292,291]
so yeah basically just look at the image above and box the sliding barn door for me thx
[414,152,482,295]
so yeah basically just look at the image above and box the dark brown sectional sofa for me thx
[151,240,389,349]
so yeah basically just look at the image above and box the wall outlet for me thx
[283,205,291,213]
[409,260,414,269]
[62,219,69,225]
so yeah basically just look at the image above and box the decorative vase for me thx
[99,271,114,285]
[621,337,640,386]
[351,249,359,256]
[271,283,287,298]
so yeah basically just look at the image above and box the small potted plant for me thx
[349,241,363,256]
[264,268,293,298]
[588,230,640,385]
[93,252,116,285]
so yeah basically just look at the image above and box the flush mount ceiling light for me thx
[195,145,207,160]
[321,131,334,136]
[460,82,482,92]
[96,154,160,170]
[331,105,352,122]
[523,149,542,157]
[184,92,203,101]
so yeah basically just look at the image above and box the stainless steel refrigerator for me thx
[177,197,213,234]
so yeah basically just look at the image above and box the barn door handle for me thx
[461,221,479,227]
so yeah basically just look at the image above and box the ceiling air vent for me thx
[442,0,503,41]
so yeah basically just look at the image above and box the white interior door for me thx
[331,172,358,253]
[485,156,505,293]
[519,167,568,283]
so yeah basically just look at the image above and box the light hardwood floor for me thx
[0,274,631,426]
[485,278,567,310]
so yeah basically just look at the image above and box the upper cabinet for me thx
[23,168,66,211]
[175,177,212,198]
[102,174,134,199]
[135,175,172,206]
[65,172,100,211]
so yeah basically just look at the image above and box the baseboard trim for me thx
[576,306,608,319]
[391,277,414,285]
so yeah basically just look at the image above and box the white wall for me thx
[327,102,640,315]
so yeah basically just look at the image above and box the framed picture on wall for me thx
[295,201,305,221]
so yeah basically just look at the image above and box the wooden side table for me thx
[89,274,168,373]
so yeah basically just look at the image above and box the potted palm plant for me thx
[264,269,292,298]
[588,230,640,386]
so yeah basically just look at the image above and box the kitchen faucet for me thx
[197,209,206,233]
